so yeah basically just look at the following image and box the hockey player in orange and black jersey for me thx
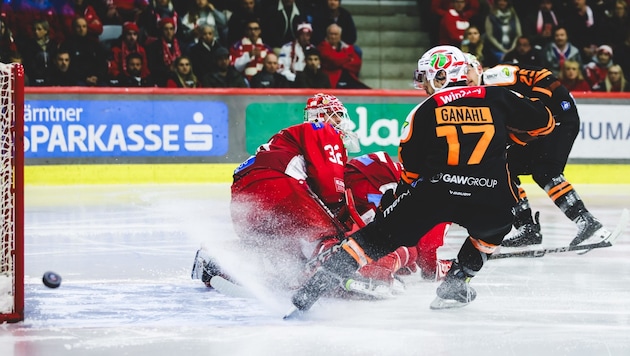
[343,151,451,281]
[465,55,609,248]
[287,45,556,314]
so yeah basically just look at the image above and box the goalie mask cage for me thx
[0,63,24,323]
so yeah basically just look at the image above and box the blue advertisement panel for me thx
[24,100,229,158]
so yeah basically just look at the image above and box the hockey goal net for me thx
[0,63,24,323]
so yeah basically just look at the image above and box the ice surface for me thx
[1,183,629,356]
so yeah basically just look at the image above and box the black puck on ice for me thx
[43,271,62,288]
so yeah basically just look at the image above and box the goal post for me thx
[0,62,25,323]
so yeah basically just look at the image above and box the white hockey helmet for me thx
[304,93,360,152]
[414,45,469,92]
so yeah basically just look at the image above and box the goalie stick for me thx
[489,208,629,260]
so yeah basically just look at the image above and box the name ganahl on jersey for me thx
[430,173,498,188]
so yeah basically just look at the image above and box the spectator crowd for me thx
[0,0,368,89]
[424,0,630,92]
[2,0,630,91]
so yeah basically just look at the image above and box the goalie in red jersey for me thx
[192,93,361,289]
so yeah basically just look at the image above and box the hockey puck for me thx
[42,271,62,288]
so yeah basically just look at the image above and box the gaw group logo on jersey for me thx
[23,100,229,158]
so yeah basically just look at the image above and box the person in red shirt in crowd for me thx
[426,0,479,46]
[439,0,470,46]
[108,21,150,83]
[230,17,273,81]
[583,45,614,90]
[59,0,103,42]
[145,17,182,86]
[103,0,148,25]
[559,59,592,92]
[317,23,368,89]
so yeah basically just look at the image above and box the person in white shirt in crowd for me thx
[278,22,314,82]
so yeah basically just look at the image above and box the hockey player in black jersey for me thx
[464,55,609,248]
[286,45,555,315]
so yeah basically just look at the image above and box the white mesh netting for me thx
[0,62,16,315]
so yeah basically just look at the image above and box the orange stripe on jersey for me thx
[401,170,419,184]
[506,163,519,202]
[548,181,573,201]
[509,132,527,146]
[532,69,552,85]
[518,186,528,200]
[527,106,555,137]
[532,86,552,97]
[341,237,373,267]
[469,236,499,254]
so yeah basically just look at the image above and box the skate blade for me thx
[344,278,395,299]
[576,227,611,255]
[283,306,303,320]
[191,250,204,280]
[429,296,471,310]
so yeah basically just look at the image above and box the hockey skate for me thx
[570,212,609,247]
[342,273,400,299]
[501,211,543,247]
[191,249,227,288]
[430,261,476,310]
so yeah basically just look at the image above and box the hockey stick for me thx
[489,208,629,260]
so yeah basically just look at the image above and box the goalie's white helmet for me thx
[414,45,469,92]
[304,93,360,152]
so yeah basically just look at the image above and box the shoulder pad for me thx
[483,65,517,86]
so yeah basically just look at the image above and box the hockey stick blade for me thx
[490,208,629,260]
[209,276,255,299]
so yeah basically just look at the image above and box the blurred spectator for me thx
[188,24,223,79]
[606,0,630,49]
[7,51,29,84]
[502,35,543,66]
[166,55,200,87]
[615,28,630,80]
[261,0,308,50]
[113,52,156,86]
[524,0,560,49]
[202,46,249,87]
[439,0,471,46]
[230,17,273,80]
[278,22,314,82]
[180,0,228,48]
[59,0,104,42]
[1,0,17,37]
[426,0,479,47]
[104,0,148,25]
[541,26,582,76]
[317,23,368,89]
[563,0,607,60]
[59,17,108,86]
[14,0,64,43]
[146,17,182,86]
[250,52,290,87]
[138,0,180,43]
[592,64,630,91]
[485,0,522,63]
[20,20,58,85]
[108,21,150,82]
[294,47,331,88]
[227,0,260,47]
[312,0,357,47]
[0,16,17,63]
[584,44,614,89]
[559,59,591,92]
[45,49,79,86]
[460,25,496,67]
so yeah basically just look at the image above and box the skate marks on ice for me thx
[1,184,629,356]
